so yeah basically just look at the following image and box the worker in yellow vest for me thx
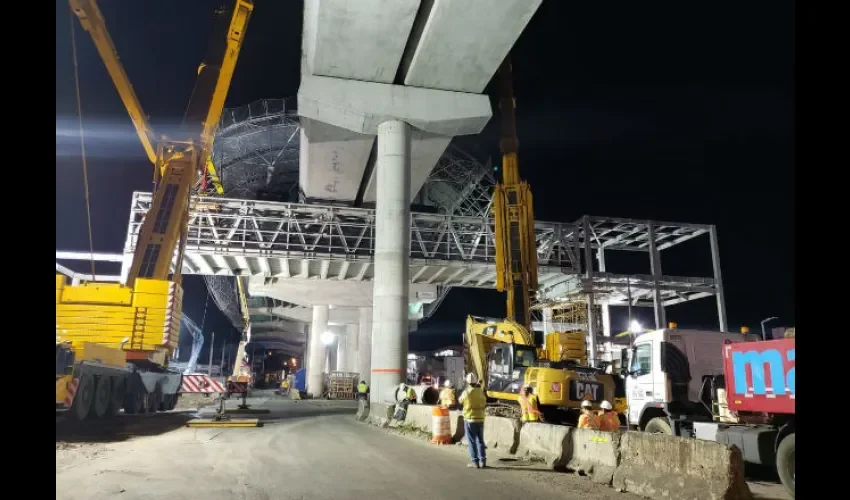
[439,380,456,408]
[598,400,620,432]
[458,373,487,468]
[518,385,543,423]
[405,384,417,404]
[577,400,602,430]
[357,380,369,401]
[279,377,290,397]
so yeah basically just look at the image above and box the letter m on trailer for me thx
[723,338,795,415]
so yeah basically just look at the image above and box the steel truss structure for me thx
[113,193,725,327]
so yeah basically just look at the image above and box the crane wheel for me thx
[123,388,144,414]
[92,376,112,419]
[72,373,95,421]
[147,386,163,413]
[109,377,125,416]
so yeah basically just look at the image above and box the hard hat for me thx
[600,400,613,410]
[581,400,593,409]
[465,373,478,385]
[444,379,453,388]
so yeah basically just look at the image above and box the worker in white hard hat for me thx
[598,400,620,432]
[439,379,456,408]
[518,384,543,423]
[577,400,602,430]
[458,373,487,468]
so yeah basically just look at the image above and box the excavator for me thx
[463,58,617,424]
[55,0,254,420]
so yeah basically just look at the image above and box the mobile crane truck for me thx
[56,0,254,420]
[620,327,795,497]
[463,58,618,425]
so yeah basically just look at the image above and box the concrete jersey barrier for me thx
[516,423,571,469]
[613,432,752,500]
[567,428,621,485]
[483,416,520,454]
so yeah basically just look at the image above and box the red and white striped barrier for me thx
[181,375,226,393]
[64,378,80,408]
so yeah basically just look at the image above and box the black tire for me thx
[644,417,673,435]
[92,376,112,418]
[109,377,125,416]
[72,373,95,421]
[124,388,143,414]
[147,385,163,413]
[776,434,795,498]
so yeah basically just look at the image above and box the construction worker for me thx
[439,379,456,408]
[577,400,602,430]
[458,373,487,468]
[598,400,620,432]
[518,385,543,423]
[357,380,369,401]
[405,384,417,404]
[279,377,290,397]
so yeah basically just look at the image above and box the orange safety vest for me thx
[577,412,602,430]
[599,411,620,432]
[519,394,541,422]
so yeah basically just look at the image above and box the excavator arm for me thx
[69,0,157,165]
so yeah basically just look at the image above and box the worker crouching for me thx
[439,380,456,409]
[357,380,369,401]
[577,400,602,430]
[598,400,620,432]
[459,373,487,468]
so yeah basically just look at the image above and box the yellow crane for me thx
[464,59,618,424]
[55,0,253,420]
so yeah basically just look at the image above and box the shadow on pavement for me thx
[56,411,194,444]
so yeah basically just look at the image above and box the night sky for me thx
[56,1,794,354]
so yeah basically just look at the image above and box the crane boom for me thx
[493,57,538,332]
[108,1,253,286]
[69,0,157,165]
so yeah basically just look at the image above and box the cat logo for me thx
[569,380,601,402]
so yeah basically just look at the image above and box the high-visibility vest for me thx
[523,394,541,422]
[462,387,486,423]
[281,379,290,389]
[578,412,601,430]
[439,387,456,406]
[357,382,368,394]
[599,411,620,432]
[406,388,417,401]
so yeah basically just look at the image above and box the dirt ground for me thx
[56,397,791,500]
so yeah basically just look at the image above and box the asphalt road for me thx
[56,396,791,500]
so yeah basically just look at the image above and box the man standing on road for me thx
[577,400,601,430]
[598,400,620,432]
[280,377,290,397]
[518,385,543,423]
[459,373,487,469]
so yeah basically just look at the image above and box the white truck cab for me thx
[621,328,757,432]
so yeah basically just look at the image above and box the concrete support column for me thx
[357,307,373,385]
[370,120,412,402]
[336,334,346,373]
[307,305,329,397]
[345,324,359,373]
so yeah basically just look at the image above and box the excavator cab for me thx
[485,343,537,395]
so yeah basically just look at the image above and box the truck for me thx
[620,327,795,497]
[56,0,254,419]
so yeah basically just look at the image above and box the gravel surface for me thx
[57,400,640,500]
